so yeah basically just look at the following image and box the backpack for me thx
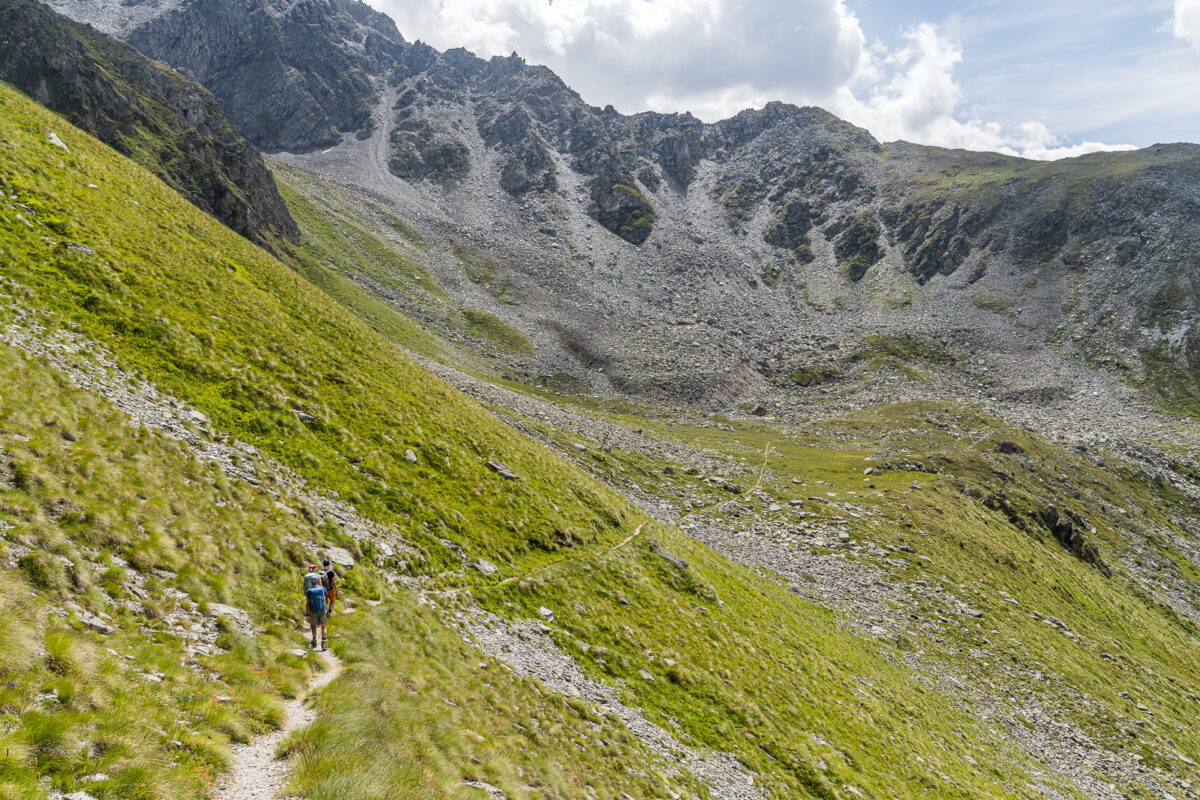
[323,568,338,599]
[303,571,323,591]
[306,585,327,615]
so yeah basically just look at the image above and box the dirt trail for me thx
[211,650,342,800]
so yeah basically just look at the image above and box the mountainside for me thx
[47,0,1200,421]
[8,3,1200,800]
[0,0,299,249]
[15,76,1200,800]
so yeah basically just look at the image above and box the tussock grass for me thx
[282,596,710,800]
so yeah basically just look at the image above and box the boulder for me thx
[651,542,688,569]
[207,603,254,635]
[78,610,114,635]
[323,547,355,568]
[470,559,499,576]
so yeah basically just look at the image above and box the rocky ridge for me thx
[46,0,1200,420]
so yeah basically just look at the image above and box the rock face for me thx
[125,0,407,152]
[50,0,1200,412]
[0,0,298,249]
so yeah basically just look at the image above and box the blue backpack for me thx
[306,585,327,614]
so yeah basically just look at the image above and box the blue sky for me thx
[859,0,1192,145]
[367,0,1200,158]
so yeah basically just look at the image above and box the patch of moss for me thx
[460,308,535,357]
[834,212,882,281]
[787,366,840,387]
[761,261,788,290]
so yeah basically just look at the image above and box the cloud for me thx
[1175,0,1200,48]
[831,24,1138,160]
[366,0,1137,160]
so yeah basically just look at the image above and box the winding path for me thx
[211,650,342,800]
[483,436,777,591]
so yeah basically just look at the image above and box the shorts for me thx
[309,610,328,626]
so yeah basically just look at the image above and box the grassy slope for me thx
[0,345,320,799]
[272,163,536,365]
[0,82,632,575]
[5,78,1200,800]
[559,404,1200,793]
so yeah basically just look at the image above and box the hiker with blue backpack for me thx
[303,564,329,650]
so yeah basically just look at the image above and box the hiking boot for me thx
[310,636,317,648]
[321,638,327,651]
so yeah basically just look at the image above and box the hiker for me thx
[321,558,339,613]
[303,564,328,650]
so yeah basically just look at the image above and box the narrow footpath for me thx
[211,650,342,800]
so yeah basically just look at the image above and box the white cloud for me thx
[373,0,866,109]
[1175,0,1200,48]
[366,0,1137,160]
[831,24,1137,160]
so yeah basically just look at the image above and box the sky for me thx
[364,0,1200,160]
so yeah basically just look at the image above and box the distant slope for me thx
[0,0,299,249]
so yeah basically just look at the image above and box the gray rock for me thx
[323,547,355,568]
[405,448,418,463]
[486,460,520,480]
[207,603,254,635]
[470,558,499,575]
[651,541,688,569]
[78,610,114,635]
